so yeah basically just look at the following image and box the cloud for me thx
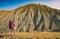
[42,0,60,9]
[30,0,60,9]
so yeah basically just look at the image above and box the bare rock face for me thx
[0,4,60,32]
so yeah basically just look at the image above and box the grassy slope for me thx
[0,32,60,39]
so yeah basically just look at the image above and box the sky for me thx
[0,0,60,10]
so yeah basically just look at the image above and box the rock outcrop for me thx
[0,4,60,32]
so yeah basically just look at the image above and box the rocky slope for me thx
[0,4,60,32]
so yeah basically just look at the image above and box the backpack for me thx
[9,20,15,28]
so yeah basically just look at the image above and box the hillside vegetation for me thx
[0,4,60,33]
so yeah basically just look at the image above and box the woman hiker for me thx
[9,20,16,35]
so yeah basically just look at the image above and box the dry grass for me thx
[0,32,60,39]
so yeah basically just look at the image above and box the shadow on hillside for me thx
[52,29,60,32]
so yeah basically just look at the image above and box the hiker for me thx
[9,20,16,35]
